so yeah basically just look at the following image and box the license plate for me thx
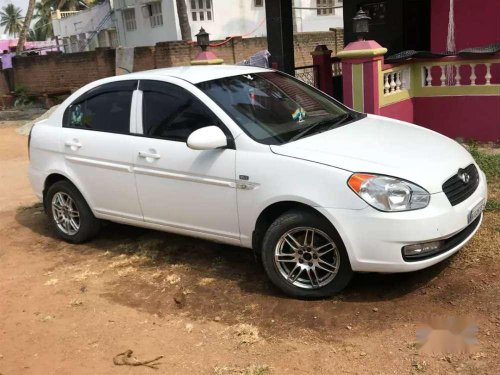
[468,199,485,224]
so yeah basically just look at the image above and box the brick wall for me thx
[0,31,343,98]
[10,48,115,97]
[294,29,344,66]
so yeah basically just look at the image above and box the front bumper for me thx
[317,169,487,273]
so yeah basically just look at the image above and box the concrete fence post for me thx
[337,40,387,114]
[311,45,334,96]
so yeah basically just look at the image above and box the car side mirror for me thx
[187,126,228,150]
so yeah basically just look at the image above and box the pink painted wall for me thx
[380,99,414,123]
[431,0,500,52]
[0,40,58,55]
[380,96,499,142]
[413,96,500,142]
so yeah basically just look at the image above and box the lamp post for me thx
[190,27,224,65]
[195,27,210,52]
[352,9,371,41]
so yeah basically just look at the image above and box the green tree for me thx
[33,0,57,40]
[28,27,45,41]
[0,3,23,37]
[57,0,81,11]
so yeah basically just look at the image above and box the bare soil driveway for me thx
[0,117,499,374]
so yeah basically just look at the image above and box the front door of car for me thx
[61,80,143,221]
[132,80,240,243]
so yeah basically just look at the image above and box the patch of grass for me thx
[233,323,260,345]
[485,200,500,212]
[468,143,500,179]
[467,143,500,211]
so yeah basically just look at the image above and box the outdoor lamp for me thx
[196,27,210,52]
[352,9,371,41]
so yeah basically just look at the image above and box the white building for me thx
[51,2,119,53]
[52,0,343,52]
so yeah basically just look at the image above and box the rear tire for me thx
[45,181,100,243]
[261,209,352,299]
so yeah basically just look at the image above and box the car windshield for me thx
[197,71,361,145]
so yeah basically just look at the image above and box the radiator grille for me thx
[442,164,479,206]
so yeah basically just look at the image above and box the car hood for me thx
[270,114,474,193]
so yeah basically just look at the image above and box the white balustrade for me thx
[389,73,396,93]
[485,63,492,85]
[425,66,432,87]
[384,74,390,94]
[383,67,411,96]
[420,61,496,88]
[440,66,446,86]
[386,60,495,95]
[469,64,477,85]
[396,72,402,92]
[454,65,461,86]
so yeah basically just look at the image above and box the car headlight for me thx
[347,173,430,212]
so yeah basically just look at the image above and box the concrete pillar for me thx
[265,0,295,75]
[337,40,387,114]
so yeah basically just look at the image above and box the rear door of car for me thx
[61,80,143,221]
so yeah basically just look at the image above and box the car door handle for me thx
[64,140,82,149]
[138,151,161,160]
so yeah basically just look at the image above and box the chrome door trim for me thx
[133,166,237,188]
[65,156,132,172]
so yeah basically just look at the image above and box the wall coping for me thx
[337,47,387,59]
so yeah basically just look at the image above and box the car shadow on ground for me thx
[15,204,451,302]
[14,204,457,338]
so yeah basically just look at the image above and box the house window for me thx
[190,0,213,21]
[62,37,70,53]
[150,2,163,28]
[97,30,107,47]
[123,9,137,31]
[254,0,264,7]
[316,0,335,16]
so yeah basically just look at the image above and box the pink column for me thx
[311,45,334,96]
[337,40,387,114]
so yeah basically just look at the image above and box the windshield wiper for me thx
[288,113,351,142]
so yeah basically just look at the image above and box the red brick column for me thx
[311,45,333,96]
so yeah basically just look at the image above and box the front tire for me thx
[45,181,100,243]
[261,210,352,299]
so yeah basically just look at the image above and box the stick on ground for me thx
[113,349,163,370]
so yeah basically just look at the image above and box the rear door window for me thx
[64,81,136,135]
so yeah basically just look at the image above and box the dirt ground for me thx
[0,117,499,375]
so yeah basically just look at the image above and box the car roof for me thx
[125,65,272,84]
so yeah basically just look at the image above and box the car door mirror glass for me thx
[187,126,227,150]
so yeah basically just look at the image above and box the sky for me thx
[1,0,28,14]
[0,0,31,39]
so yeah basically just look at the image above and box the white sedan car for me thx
[28,66,487,298]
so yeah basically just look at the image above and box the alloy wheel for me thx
[274,227,340,289]
[51,192,80,236]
